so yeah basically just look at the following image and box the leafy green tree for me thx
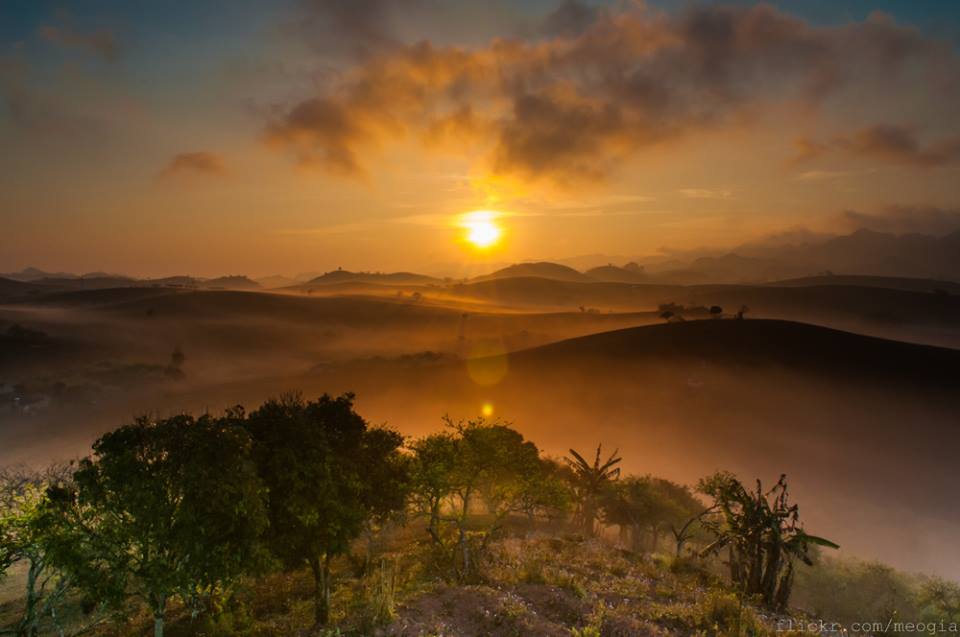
[245,393,408,627]
[564,445,621,537]
[41,413,268,637]
[411,418,555,582]
[602,476,704,553]
[409,431,459,544]
[0,466,104,637]
[917,577,960,624]
[516,457,574,525]
[698,472,838,610]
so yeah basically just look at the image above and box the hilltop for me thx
[472,261,592,283]
[508,318,960,387]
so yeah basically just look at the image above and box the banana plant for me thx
[564,445,622,537]
[698,472,838,610]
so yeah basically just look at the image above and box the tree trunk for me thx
[761,542,782,606]
[582,499,596,537]
[457,491,471,581]
[457,527,470,581]
[17,557,40,637]
[152,596,167,637]
[774,561,794,611]
[310,555,331,626]
[428,498,441,543]
[729,545,741,584]
[618,524,630,548]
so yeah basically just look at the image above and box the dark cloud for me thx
[265,98,369,175]
[294,0,425,57]
[493,93,627,181]
[797,124,960,167]
[841,206,960,236]
[38,25,119,60]
[159,152,226,179]
[841,125,960,166]
[267,2,959,182]
[540,0,601,38]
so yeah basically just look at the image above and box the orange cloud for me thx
[267,3,957,184]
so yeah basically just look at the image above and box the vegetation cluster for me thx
[0,393,953,637]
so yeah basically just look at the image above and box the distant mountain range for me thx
[0,270,262,291]
[572,228,960,284]
[4,228,960,292]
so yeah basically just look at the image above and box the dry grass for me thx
[3,526,815,637]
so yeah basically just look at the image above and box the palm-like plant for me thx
[698,472,838,610]
[564,445,622,537]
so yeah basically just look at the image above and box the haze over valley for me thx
[4,2,960,635]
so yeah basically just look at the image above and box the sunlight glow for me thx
[481,403,494,417]
[460,210,503,250]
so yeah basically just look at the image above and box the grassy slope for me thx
[63,530,795,637]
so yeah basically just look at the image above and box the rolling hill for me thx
[506,318,960,388]
[304,270,441,286]
[473,261,591,283]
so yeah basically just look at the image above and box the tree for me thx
[602,476,704,553]
[919,577,960,624]
[409,431,459,545]
[564,445,621,537]
[410,418,556,582]
[0,466,103,637]
[42,413,268,637]
[245,393,408,627]
[697,472,838,610]
[709,305,724,319]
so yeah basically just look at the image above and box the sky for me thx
[2,0,960,278]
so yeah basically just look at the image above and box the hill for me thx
[0,267,77,281]
[734,228,960,281]
[769,274,960,293]
[584,263,648,283]
[509,318,959,387]
[474,262,591,283]
[305,270,441,286]
[0,277,50,301]
[200,275,261,290]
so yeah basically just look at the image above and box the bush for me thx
[695,591,763,637]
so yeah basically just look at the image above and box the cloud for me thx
[679,188,733,200]
[267,2,958,183]
[293,0,425,56]
[540,0,602,38]
[840,125,960,166]
[794,169,867,181]
[797,124,960,167]
[159,152,226,179]
[840,206,960,236]
[38,25,119,60]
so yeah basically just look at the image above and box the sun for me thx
[461,211,503,250]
